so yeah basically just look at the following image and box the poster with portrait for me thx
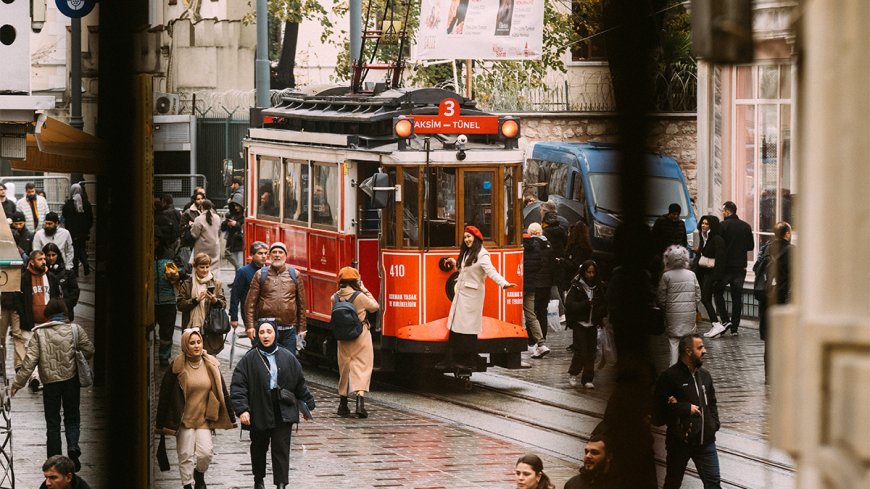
[414,0,545,60]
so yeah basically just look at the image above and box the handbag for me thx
[71,324,93,387]
[204,304,231,335]
[698,255,715,268]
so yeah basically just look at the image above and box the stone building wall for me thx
[515,113,698,199]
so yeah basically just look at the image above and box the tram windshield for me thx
[384,164,521,250]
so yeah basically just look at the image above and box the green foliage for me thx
[242,0,332,29]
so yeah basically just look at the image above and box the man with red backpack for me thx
[244,242,306,355]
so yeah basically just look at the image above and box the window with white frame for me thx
[731,63,794,258]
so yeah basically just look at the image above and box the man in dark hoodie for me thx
[11,210,33,258]
[221,193,246,271]
[654,333,722,489]
[652,203,688,256]
[540,200,568,294]
[710,200,754,336]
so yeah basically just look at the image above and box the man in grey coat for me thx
[11,299,94,471]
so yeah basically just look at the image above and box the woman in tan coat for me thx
[190,199,222,270]
[331,266,379,418]
[176,252,227,355]
[156,328,235,489]
[436,226,516,371]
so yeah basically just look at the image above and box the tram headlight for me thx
[499,117,520,149]
[394,117,414,138]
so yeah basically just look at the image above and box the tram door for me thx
[355,160,382,311]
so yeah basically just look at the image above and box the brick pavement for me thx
[154,346,583,489]
[492,319,770,439]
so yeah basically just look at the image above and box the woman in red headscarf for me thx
[436,226,517,370]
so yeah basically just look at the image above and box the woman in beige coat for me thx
[331,266,379,418]
[436,226,516,370]
[190,199,221,270]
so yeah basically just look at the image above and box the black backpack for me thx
[752,242,771,300]
[330,291,363,341]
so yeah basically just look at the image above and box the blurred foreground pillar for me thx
[770,1,870,487]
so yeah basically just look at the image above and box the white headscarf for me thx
[70,183,84,213]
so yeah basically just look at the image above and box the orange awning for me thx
[10,117,103,174]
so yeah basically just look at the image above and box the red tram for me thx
[243,87,528,377]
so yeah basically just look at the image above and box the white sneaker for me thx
[531,344,550,359]
[584,382,595,389]
[527,345,536,354]
[704,322,727,338]
[568,375,578,387]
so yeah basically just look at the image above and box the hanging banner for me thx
[414,0,545,60]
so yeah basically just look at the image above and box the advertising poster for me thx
[414,0,545,60]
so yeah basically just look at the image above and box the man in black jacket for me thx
[707,201,754,337]
[652,203,688,256]
[654,334,721,489]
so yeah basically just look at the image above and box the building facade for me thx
[695,1,798,260]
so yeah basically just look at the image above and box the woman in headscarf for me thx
[231,320,316,489]
[331,266,379,418]
[61,183,93,276]
[435,225,516,371]
[190,199,221,271]
[176,252,227,355]
[156,328,235,489]
[42,243,80,321]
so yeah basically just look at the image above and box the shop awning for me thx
[9,117,103,174]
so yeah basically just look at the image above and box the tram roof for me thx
[259,87,507,147]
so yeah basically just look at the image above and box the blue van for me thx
[524,141,697,269]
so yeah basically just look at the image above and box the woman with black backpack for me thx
[330,266,379,418]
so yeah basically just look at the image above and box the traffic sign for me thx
[56,0,97,19]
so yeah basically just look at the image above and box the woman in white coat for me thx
[190,199,222,270]
[436,225,516,370]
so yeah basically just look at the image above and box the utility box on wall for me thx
[0,0,30,93]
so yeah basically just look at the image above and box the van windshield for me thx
[588,173,690,217]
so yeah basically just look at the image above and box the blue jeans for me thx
[43,376,81,457]
[277,327,297,356]
[663,439,721,489]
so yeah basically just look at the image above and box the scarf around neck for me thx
[188,272,214,328]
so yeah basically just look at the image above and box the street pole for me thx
[255,0,270,108]
[70,18,83,129]
[350,0,362,79]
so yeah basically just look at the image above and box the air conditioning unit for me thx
[153,92,180,115]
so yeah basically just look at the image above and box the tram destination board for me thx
[410,98,499,135]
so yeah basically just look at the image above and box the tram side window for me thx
[258,156,281,220]
[403,167,420,247]
[312,163,337,228]
[464,171,495,240]
[504,166,518,245]
[427,167,456,248]
[283,160,307,224]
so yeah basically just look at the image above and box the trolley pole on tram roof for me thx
[350,0,362,78]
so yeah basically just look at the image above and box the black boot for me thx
[68,447,81,472]
[337,396,350,417]
[356,395,368,418]
[253,479,265,489]
[193,469,206,489]
[276,484,287,489]
[183,485,193,489]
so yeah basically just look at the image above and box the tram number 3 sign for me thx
[413,99,500,135]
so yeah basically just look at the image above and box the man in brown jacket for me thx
[244,242,306,355]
